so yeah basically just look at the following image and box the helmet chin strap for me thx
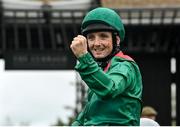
[88,32,121,69]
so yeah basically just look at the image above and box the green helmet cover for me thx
[81,7,125,41]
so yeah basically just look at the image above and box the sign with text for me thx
[4,50,76,70]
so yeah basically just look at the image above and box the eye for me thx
[87,34,95,41]
[99,33,109,39]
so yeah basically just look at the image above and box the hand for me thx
[70,35,88,58]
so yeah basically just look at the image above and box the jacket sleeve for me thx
[75,52,134,98]
[71,89,93,126]
[71,111,84,126]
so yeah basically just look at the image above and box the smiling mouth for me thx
[94,50,103,54]
[94,48,104,51]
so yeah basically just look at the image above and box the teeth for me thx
[94,49,103,51]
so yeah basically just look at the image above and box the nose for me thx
[93,37,100,46]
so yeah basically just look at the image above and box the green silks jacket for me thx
[72,51,143,126]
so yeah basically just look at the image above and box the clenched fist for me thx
[70,35,88,58]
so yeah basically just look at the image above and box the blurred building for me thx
[101,0,180,8]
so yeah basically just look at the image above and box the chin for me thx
[94,55,105,59]
[92,52,107,59]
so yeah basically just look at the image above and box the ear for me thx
[116,36,120,45]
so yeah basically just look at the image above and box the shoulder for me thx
[110,56,138,72]
[111,54,141,74]
[110,55,143,83]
